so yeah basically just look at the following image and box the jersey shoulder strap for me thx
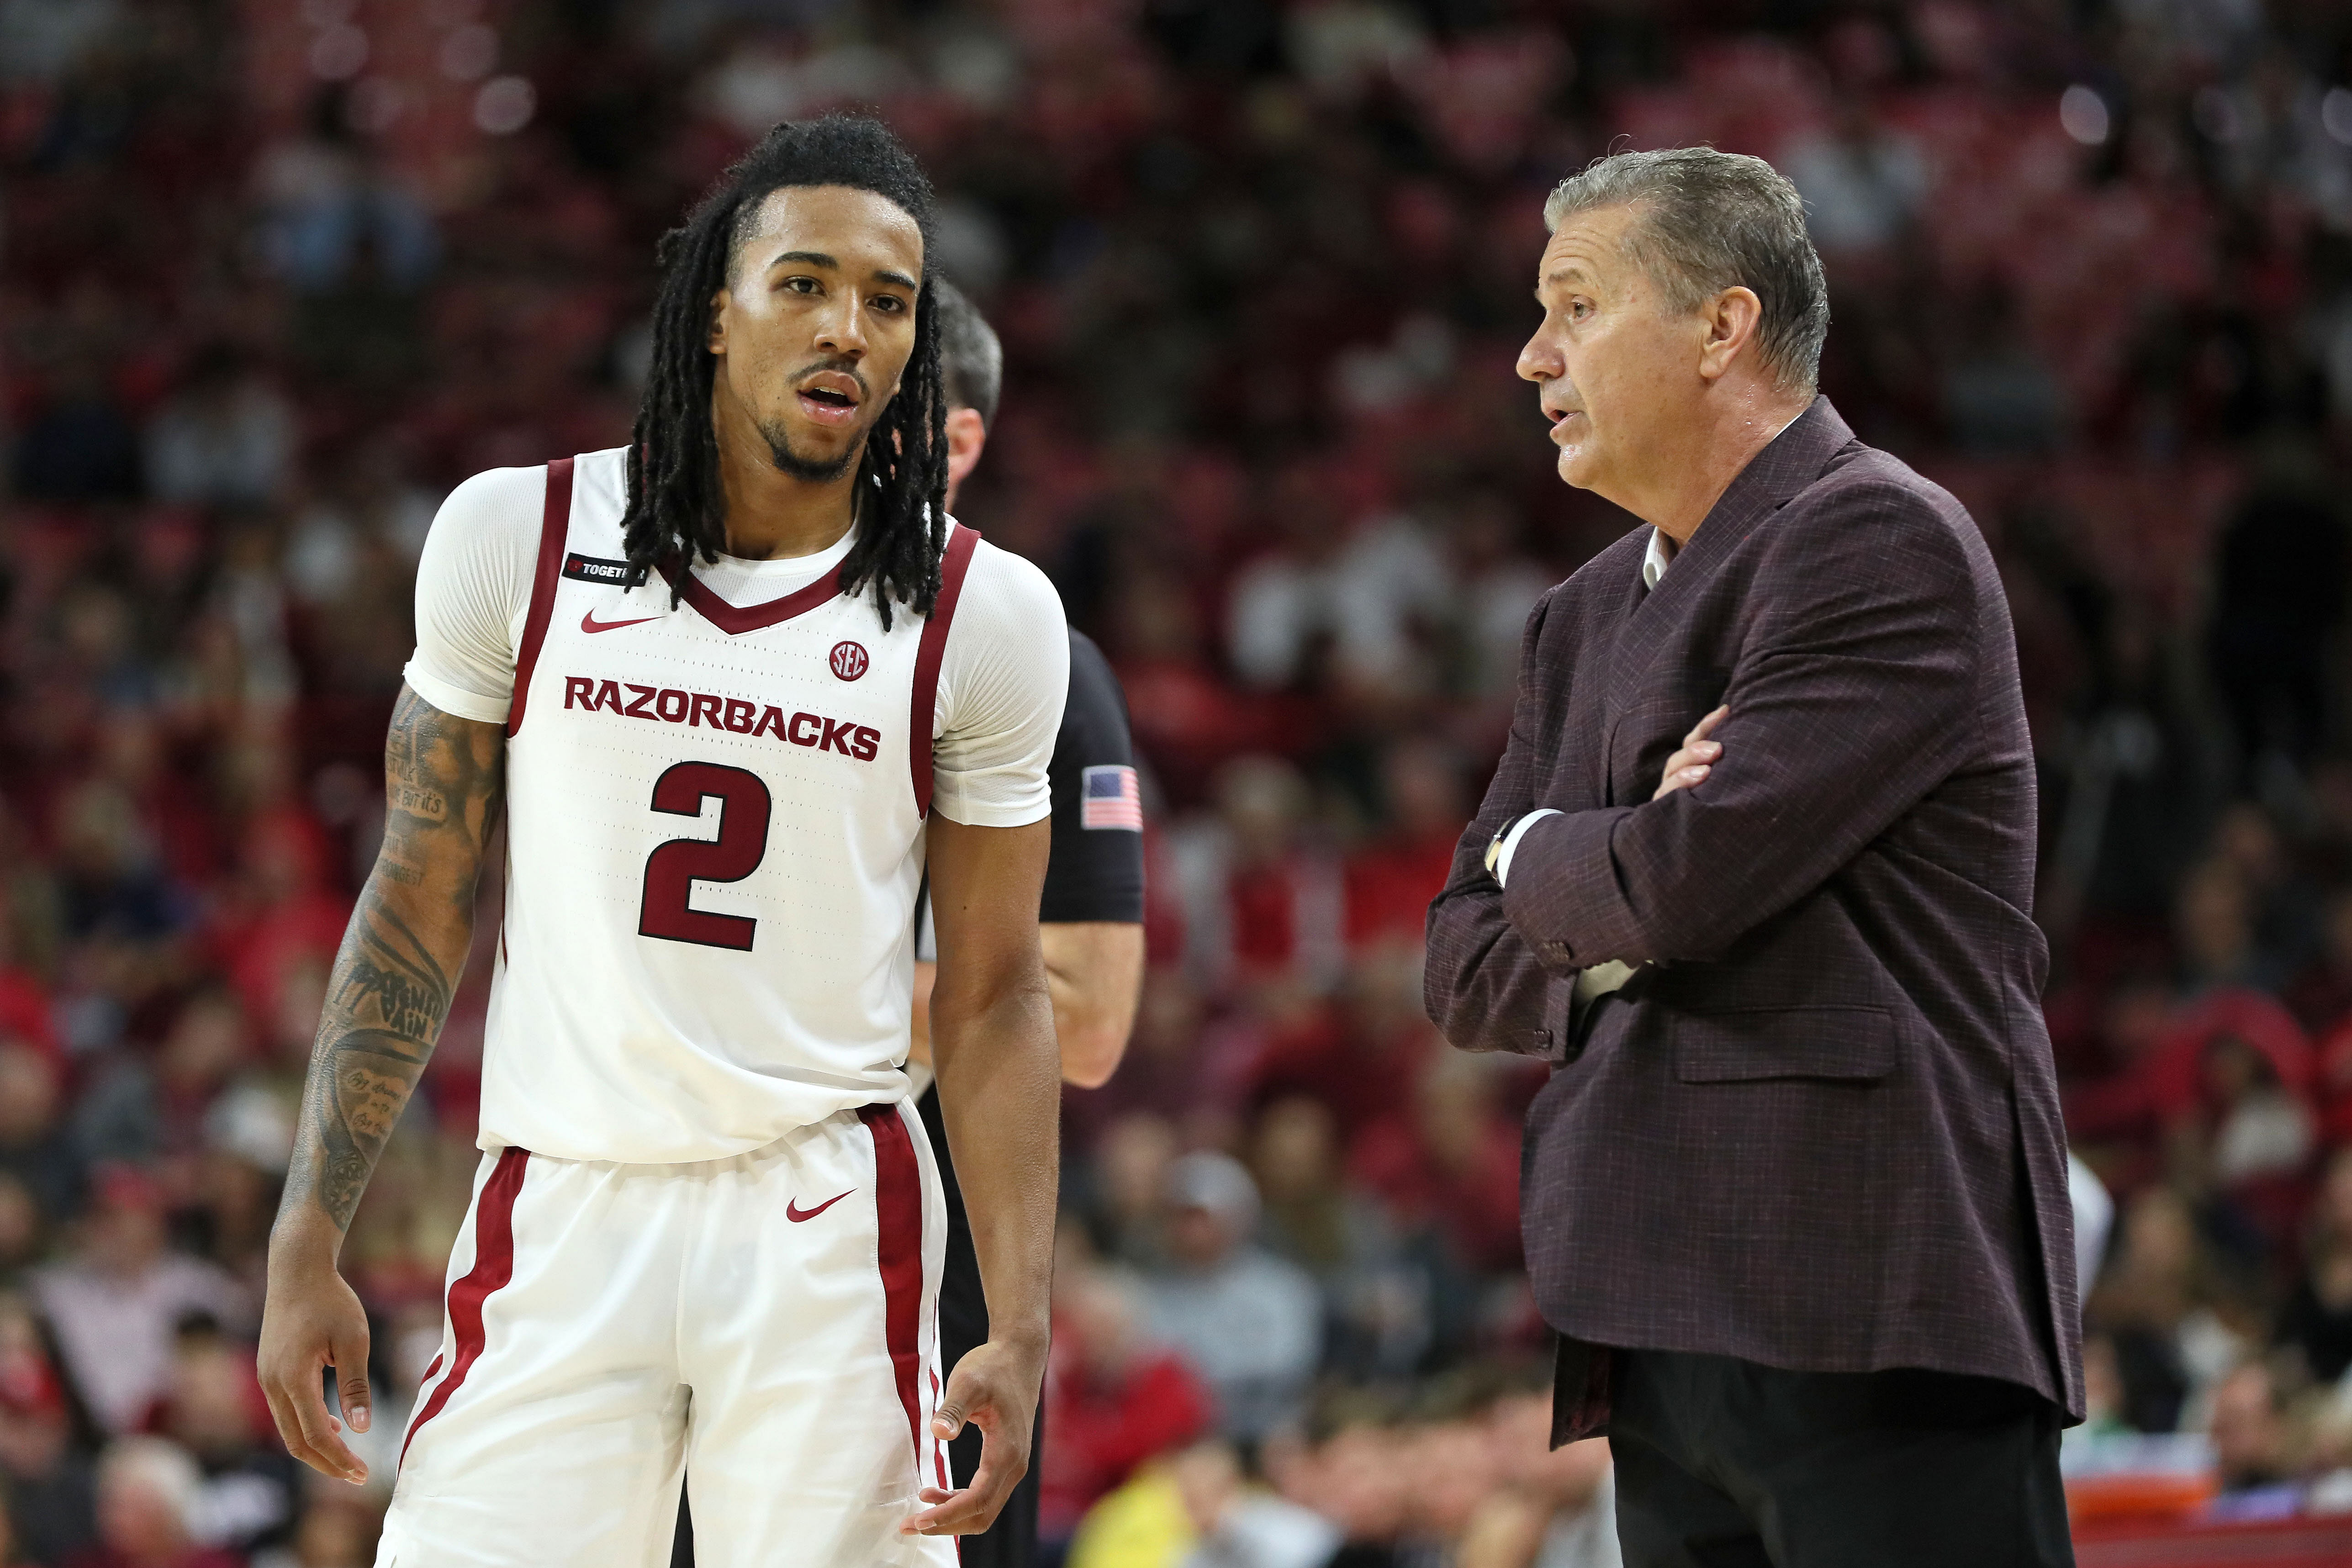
[506,455,577,738]
[910,523,982,816]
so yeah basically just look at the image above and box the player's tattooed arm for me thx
[300,912,451,1230]
[262,683,504,1484]
[280,685,506,1236]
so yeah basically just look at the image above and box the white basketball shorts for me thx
[375,1103,956,1568]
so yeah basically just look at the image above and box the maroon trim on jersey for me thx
[506,458,575,738]
[929,1367,949,1490]
[909,524,979,816]
[658,553,847,634]
[401,1146,530,1467]
[858,1102,927,1481]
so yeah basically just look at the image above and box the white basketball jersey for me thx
[480,449,983,1164]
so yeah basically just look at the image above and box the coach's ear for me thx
[1697,286,1765,383]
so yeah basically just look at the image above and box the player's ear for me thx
[706,289,730,356]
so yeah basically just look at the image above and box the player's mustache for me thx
[793,357,872,400]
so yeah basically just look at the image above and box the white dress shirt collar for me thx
[1642,528,1676,591]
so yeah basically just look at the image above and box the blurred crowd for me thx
[4,0,2352,1563]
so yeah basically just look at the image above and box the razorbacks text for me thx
[562,676,880,761]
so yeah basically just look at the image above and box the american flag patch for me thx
[1080,765,1143,830]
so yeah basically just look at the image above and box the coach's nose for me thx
[1518,323,1563,384]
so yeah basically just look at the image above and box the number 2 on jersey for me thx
[638,762,772,951]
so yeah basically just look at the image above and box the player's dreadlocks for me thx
[619,114,947,628]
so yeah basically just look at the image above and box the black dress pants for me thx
[1608,1349,2075,1568]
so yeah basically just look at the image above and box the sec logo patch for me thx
[829,641,869,681]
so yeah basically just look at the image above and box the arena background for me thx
[4,1,2352,1565]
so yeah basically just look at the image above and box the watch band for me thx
[1485,812,1527,879]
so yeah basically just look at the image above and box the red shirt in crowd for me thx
[1349,1110,1524,1272]
[0,968,59,1061]
[1342,828,1457,951]
[1037,1340,1214,1538]
[1248,1006,1429,1139]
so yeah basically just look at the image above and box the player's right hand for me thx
[1654,705,1728,801]
[258,1260,375,1484]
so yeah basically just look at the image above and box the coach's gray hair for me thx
[930,276,1003,427]
[1543,147,1829,394]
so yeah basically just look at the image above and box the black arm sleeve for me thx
[1038,628,1146,924]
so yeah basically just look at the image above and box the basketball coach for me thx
[1425,148,2083,1567]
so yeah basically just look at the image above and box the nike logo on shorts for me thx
[581,608,659,634]
[786,1191,852,1222]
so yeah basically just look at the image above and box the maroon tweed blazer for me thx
[1426,398,2083,1443]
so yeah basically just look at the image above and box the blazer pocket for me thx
[1672,1006,1896,1084]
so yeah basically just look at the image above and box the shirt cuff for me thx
[1494,809,1562,888]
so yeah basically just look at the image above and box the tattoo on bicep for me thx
[383,687,506,859]
[286,690,504,1232]
[389,780,447,818]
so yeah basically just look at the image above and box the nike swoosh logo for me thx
[786,1191,852,1223]
[581,608,660,634]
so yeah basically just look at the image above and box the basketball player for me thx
[667,285,1148,1568]
[256,116,1066,1568]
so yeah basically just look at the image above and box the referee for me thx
[675,283,1146,1565]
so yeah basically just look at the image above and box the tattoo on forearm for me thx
[339,927,449,1042]
[283,689,504,1234]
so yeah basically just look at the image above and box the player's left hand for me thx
[901,1336,1045,1536]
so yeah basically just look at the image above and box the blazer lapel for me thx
[1601,396,1857,718]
